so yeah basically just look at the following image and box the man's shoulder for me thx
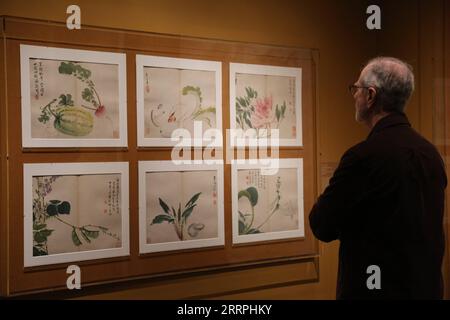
[342,141,367,158]
[340,137,396,163]
[337,142,367,165]
[342,127,445,169]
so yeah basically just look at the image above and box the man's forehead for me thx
[357,66,370,81]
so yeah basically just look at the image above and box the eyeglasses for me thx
[348,84,371,96]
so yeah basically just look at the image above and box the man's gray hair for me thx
[361,57,415,113]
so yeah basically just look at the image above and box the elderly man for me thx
[309,57,447,299]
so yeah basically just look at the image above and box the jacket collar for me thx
[367,112,411,140]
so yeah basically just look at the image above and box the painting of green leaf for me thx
[150,192,204,240]
[182,85,216,126]
[30,59,119,139]
[235,73,297,139]
[32,174,122,256]
[237,169,299,235]
[144,67,216,138]
[238,177,282,235]
[146,170,218,244]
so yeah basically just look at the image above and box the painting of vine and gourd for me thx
[21,45,126,147]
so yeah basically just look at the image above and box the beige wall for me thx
[0,0,446,299]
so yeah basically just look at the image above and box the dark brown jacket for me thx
[309,112,447,299]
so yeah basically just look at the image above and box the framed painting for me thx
[23,162,130,267]
[20,44,127,148]
[231,158,304,244]
[229,63,302,147]
[136,55,222,147]
[139,161,224,253]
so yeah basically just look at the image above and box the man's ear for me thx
[367,87,377,107]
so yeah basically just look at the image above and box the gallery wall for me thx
[374,0,448,298]
[0,0,447,299]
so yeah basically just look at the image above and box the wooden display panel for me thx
[0,18,8,295]
[0,16,319,296]
[445,0,450,299]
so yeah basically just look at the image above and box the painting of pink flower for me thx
[95,105,106,117]
[251,95,274,128]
